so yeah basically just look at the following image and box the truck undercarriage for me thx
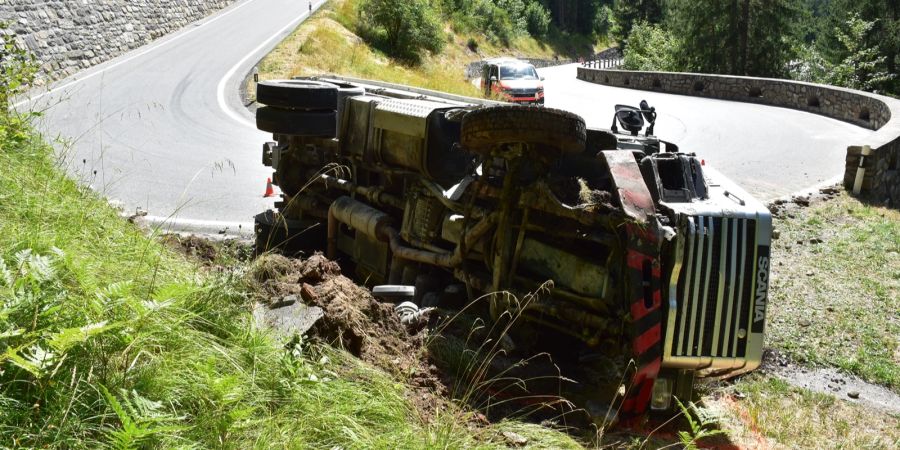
[252,77,772,419]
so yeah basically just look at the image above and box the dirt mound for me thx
[250,252,450,422]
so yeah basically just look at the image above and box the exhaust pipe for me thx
[327,196,496,267]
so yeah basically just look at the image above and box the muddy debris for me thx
[768,184,847,219]
[161,233,252,266]
[249,252,452,423]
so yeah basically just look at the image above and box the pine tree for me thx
[610,0,664,47]
[667,0,800,77]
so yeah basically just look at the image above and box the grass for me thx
[706,374,900,449]
[0,114,549,448]
[254,0,599,98]
[766,192,899,388]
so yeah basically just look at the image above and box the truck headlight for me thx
[650,377,673,411]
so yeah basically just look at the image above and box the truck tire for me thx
[256,106,337,137]
[461,105,586,156]
[256,79,339,110]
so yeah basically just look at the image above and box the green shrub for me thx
[467,37,479,52]
[621,22,680,71]
[524,1,551,37]
[358,0,445,62]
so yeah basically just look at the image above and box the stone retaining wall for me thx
[577,67,900,206]
[1,0,238,83]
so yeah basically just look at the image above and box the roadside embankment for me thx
[577,67,900,207]
[1,0,237,82]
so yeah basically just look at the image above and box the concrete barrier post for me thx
[852,145,872,195]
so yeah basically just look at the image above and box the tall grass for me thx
[0,115,498,448]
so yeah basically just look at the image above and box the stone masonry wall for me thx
[1,0,238,83]
[464,58,575,80]
[577,66,900,207]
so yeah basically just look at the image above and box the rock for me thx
[848,391,860,399]
[809,237,823,244]
[254,302,324,340]
[501,431,528,447]
[799,319,811,327]
[300,283,317,302]
[271,294,298,308]
[806,270,815,276]
[772,229,781,239]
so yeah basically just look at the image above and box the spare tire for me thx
[256,79,339,110]
[256,106,337,137]
[461,105,586,156]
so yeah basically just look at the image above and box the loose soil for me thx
[160,233,253,266]
[249,253,451,424]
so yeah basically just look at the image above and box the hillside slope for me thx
[256,0,599,96]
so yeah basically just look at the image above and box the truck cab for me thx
[480,58,545,104]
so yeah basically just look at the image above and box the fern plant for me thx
[675,397,725,449]
[100,385,185,450]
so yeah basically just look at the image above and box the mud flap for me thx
[601,151,663,417]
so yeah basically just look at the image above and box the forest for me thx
[359,0,898,96]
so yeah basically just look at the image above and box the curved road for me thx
[16,0,874,230]
[538,64,872,200]
[18,0,327,231]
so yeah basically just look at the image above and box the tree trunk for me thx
[738,0,750,74]
[730,0,740,73]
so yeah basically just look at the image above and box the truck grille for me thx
[666,216,757,364]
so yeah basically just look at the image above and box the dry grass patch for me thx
[254,0,595,98]
[767,192,899,388]
[706,374,900,449]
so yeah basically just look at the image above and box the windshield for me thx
[499,64,539,80]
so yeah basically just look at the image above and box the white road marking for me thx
[216,1,324,128]
[12,0,262,109]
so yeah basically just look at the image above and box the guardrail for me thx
[577,67,900,207]
[580,57,623,69]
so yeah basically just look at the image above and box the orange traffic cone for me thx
[263,177,275,197]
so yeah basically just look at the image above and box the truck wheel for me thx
[256,106,337,137]
[256,79,339,110]
[460,105,586,156]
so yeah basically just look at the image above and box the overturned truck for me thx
[253,77,772,417]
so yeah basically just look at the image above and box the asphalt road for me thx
[16,1,874,228]
[539,64,873,200]
[18,0,326,230]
